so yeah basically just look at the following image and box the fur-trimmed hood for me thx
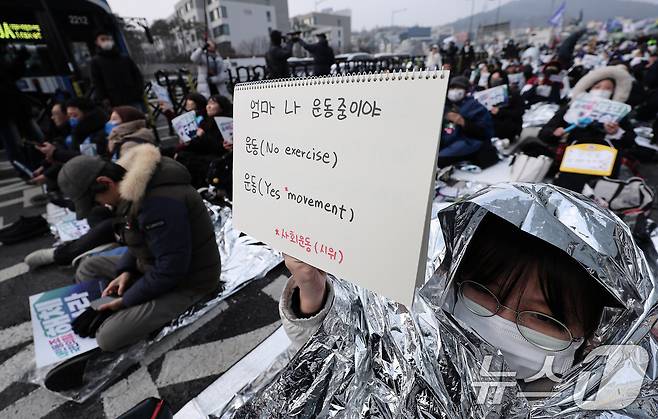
[570,65,633,103]
[116,143,191,202]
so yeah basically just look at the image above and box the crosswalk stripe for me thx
[0,387,67,418]
[0,345,34,395]
[260,274,288,301]
[102,367,160,418]
[0,197,24,209]
[155,322,280,387]
[175,326,291,418]
[0,322,32,351]
[0,183,32,196]
[0,177,22,186]
[0,263,29,284]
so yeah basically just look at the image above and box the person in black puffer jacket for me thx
[90,30,144,109]
[35,97,108,190]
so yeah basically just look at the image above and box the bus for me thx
[0,0,129,99]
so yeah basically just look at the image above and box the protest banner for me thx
[172,111,199,143]
[215,116,234,144]
[151,82,173,107]
[473,85,509,110]
[564,93,631,125]
[29,280,103,367]
[560,143,618,177]
[233,71,449,307]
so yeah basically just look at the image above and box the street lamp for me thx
[391,8,407,26]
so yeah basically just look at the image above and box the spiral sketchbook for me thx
[232,70,449,308]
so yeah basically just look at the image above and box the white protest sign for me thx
[473,85,509,110]
[151,82,173,106]
[29,281,103,367]
[564,93,631,125]
[215,116,234,144]
[233,72,449,308]
[560,143,618,177]
[581,54,604,69]
[172,111,199,143]
[55,219,90,242]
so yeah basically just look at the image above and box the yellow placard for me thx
[559,143,618,177]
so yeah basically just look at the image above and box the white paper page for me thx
[233,72,449,307]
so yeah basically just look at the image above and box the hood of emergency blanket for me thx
[228,183,658,418]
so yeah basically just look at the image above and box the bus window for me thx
[70,41,92,74]
[3,43,55,76]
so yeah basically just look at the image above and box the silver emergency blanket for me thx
[27,203,282,403]
[522,102,560,128]
[220,183,658,418]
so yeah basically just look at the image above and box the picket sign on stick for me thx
[232,71,449,308]
[564,93,631,125]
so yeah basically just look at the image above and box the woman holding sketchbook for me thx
[232,183,655,417]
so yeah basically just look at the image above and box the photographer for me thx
[190,40,230,98]
[298,33,335,76]
[266,30,294,79]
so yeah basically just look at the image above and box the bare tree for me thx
[236,36,270,56]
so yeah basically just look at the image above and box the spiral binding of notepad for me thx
[233,69,447,91]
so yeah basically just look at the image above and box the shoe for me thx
[25,248,56,268]
[44,348,101,392]
[0,216,47,238]
[0,216,50,245]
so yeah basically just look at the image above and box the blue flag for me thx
[548,1,567,27]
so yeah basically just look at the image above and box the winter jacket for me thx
[491,90,524,140]
[266,43,293,79]
[108,121,156,161]
[113,144,221,307]
[298,39,335,76]
[184,116,226,156]
[90,49,144,107]
[440,96,495,158]
[52,108,108,163]
[190,48,230,98]
[242,183,658,418]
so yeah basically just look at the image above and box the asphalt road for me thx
[0,156,287,418]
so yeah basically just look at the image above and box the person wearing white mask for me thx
[425,44,443,70]
[277,185,625,413]
[90,30,145,111]
[437,76,498,168]
[539,65,635,192]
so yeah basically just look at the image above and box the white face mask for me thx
[447,89,465,102]
[453,294,583,381]
[589,89,612,99]
[99,40,115,51]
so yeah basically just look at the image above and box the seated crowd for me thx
[2,30,657,406]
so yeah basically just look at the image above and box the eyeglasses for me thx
[457,280,581,351]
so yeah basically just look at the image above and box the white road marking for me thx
[0,322,32,351]
[0,345,34,395]
[175,326,291,419]
[0,387,67,418]
[102,367,160,418]
[0,177,21,186]
[0,263,29,284]
[260,274,288,301]
[0,183,32,196]
[0,197,24,209]
[22,186,45,209]
[156,322,280,387]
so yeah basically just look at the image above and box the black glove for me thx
[71,307,112,338]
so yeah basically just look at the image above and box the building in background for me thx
[291,8,351,54]
[170,0,290,56]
